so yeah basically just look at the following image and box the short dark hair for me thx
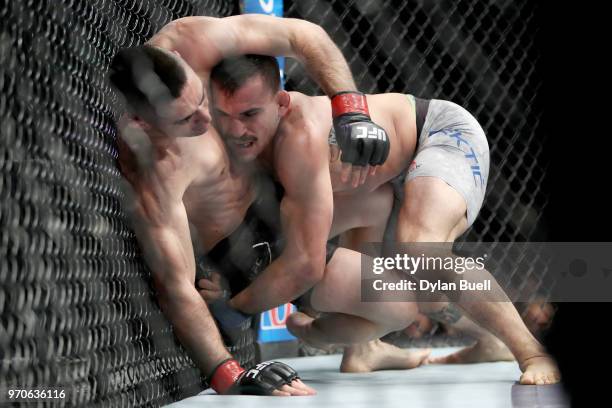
[210,54,280,95]
[108,45,187,118]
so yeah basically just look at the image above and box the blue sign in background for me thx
[258,303,297,343]
[242,0,285,87]
[241,0,293,343]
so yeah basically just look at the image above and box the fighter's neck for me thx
[144,127,182,158]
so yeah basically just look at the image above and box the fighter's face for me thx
[151,63,212,138]
[210,74,288,162]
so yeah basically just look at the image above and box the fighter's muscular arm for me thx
[116,124,231,378]
[148,14,357,95]
[150,15,389,169]
[230,124,334,314]
[118,122,315,396]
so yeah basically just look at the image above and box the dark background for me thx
[538,1,611,406]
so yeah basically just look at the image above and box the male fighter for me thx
[206,54,560,385]
[110,14,389,395]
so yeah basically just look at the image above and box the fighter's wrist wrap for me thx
[210,358,245,394]
[331,91,370,117]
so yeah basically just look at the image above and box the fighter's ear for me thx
[277,90,290,116]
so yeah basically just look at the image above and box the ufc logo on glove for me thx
[355,125,388,141]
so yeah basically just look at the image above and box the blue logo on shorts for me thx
[429,127,485,187]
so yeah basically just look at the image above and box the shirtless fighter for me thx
[109,15,389,396]
[206,55,560,385]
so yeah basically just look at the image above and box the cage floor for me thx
[166,347,569,408]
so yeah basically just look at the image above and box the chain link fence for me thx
[284,0,549,352]
[285,0,546,243]
[0,1,237,406]
[0,0,549,404]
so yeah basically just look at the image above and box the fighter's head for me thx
[210,55,289,162]
[109,45,211,137]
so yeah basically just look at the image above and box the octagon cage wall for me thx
[0,0,546,406]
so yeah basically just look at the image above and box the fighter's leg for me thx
[419,302,514,364]
[330,183,394,241]
[396,175,559,384]
[287,248,419,344]
[326,184,432,371]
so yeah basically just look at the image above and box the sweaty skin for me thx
[291,94,560,385]
[119,118,254,251]
[222,88,418,313]
[210,75,559,385]
[119,109,317,397]
[148,15,359,96]
[294,93,417,196]
[117,13,370,396]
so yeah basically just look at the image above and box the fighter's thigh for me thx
[330,183,394,238]
[397,176,468,243]
[310,247,417,329]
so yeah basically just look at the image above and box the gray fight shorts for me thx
[392,96,490,227]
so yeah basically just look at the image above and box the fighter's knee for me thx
[396,222,449,243]
[384,301,419,331]
[418,301,448,315]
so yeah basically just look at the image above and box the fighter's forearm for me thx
[288,19,357,95]
[152,15,357,96]
[158,282,231,376]
[230,257,320,314]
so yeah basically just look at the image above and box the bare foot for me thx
[287,311,334,351]
[427,335,515,364]
[519,355,561,385]
[340,340,431,373]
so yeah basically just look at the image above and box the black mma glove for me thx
[331,91,390,166]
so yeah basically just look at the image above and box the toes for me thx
[418,349,432,365]
[519,372,534,385]
[522,371,562,385]
[535,373,547,385]
[427,355,451,365]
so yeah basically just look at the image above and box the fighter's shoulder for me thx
[187,132,229,180]
[276,94,329,174]
[280,93,328,141]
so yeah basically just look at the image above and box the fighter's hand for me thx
[273,379,316,396]
[329,136,377,188]
[210,359,316,396]
[331,91,390,170]
[197,272,230,304]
